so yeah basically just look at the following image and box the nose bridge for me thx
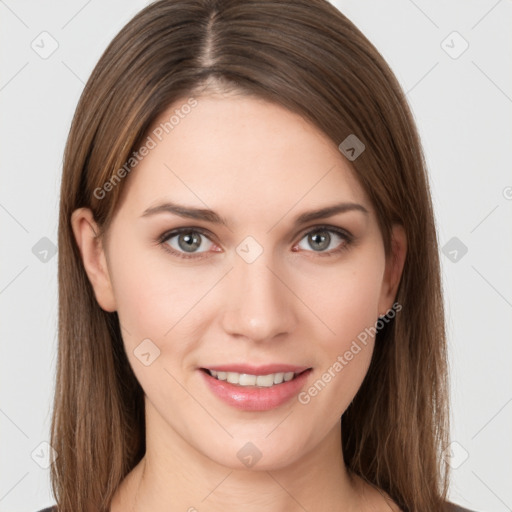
[220,242,296,341]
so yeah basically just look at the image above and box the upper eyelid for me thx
[297,224,351,237]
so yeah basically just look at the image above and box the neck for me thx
[116,400,365,512]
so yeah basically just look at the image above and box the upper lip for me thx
[201,364,311,375]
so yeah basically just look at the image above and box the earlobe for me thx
[70,208,117,312]
[378,224,407,316]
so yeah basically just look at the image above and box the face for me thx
[72,93,406,471]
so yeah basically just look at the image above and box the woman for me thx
[38,0,477,510]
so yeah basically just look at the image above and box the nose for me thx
[220,249,297,343]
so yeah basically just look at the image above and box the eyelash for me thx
[156,225,354,261]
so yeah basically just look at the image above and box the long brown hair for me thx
[51,1,450,510]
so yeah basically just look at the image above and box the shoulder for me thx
[445,502,481,512]
[395,501,480,512]
[35,501,480,512]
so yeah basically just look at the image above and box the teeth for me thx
[207,370,298,387]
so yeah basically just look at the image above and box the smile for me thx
[199,365,313,411]
[204,369,302,387]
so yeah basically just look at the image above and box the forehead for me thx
[115,95,371,224]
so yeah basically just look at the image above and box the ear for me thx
[377,223,407,316]
[70,207,117,312]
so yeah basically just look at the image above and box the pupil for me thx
[310,231,330,251]
[178,232,201,252]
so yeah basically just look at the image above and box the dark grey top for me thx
[446,504,480,512]
[37,502,479,511]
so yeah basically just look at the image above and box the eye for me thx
[157,225,353,260]
[159,228,217,259]
[294,226,352,256]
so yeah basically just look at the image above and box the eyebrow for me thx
[140,201,369,227]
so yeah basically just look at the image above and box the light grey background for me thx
[1,1,511,511]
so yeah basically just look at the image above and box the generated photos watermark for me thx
[93,97,198,200]
[298,301,402,405]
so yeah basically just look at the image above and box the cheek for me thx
[304,250,385,347]
[107,243,209,402]
[107,237,216,361]
[108,233,181,326]
[295,251,385,414]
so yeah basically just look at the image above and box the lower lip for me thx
[200,369,312,411]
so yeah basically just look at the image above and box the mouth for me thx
[199,365,313,411]
[200,368,310,388]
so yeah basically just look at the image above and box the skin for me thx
[71,92,406,512]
